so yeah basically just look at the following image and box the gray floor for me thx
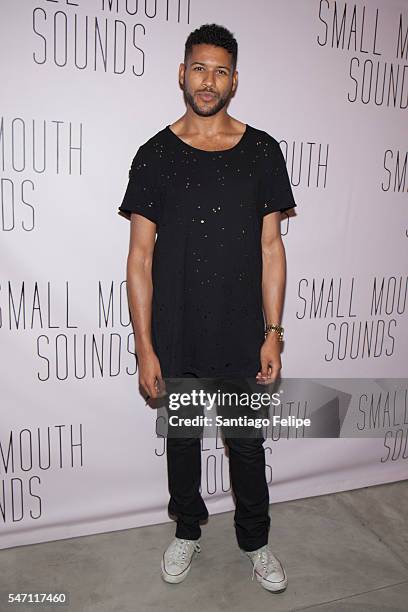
[1,480,407,612]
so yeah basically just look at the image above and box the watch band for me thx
[264,323,284,341]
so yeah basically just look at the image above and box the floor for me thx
[1,480,407,612]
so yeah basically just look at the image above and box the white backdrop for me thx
[1,0,407,549]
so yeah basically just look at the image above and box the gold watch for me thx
[264,324,284,342]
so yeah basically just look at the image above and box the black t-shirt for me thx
[118,124,297,378]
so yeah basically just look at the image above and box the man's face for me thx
[180,44,237,117]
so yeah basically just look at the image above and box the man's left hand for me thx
[256,334,282,384]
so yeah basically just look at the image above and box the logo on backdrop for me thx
[382,148,408,196]
[279,139,329,192]
[0,280,137,380]
[316,2,408,109]
[296,274,406,361]
[0,424,83,525]
[0,116,83,231]
[32,0,192,75]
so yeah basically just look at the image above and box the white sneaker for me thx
[161,537,201,584]
[245,544,288,592]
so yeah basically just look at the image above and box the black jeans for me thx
[165,374,271,552]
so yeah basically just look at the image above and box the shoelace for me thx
[250,546,281,581]
[168,539,201,567]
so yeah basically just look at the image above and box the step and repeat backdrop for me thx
[1,0,407,548]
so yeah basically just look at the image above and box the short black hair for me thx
[184,23,238,71]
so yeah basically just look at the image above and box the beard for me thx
[182,81,233,117]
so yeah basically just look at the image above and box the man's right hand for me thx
[137,349,166,400]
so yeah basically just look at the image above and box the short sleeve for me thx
[258,135,297,217]
[117,145,161,224]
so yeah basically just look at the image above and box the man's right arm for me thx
[126,213,163,399]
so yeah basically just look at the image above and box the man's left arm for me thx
[257,211,286,383]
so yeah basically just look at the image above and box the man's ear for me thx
[232,70,239,93]
[179,63,185,87]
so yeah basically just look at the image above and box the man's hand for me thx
[137,348,166,400]
[256,334,282,384]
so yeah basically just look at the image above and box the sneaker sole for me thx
[249,553,288,593]
[160,557,193,584]
[257,576,288,593]
[253,566,288,592]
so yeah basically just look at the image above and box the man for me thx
[118,23,297,593]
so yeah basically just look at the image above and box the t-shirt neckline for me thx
[166,123,250,154]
